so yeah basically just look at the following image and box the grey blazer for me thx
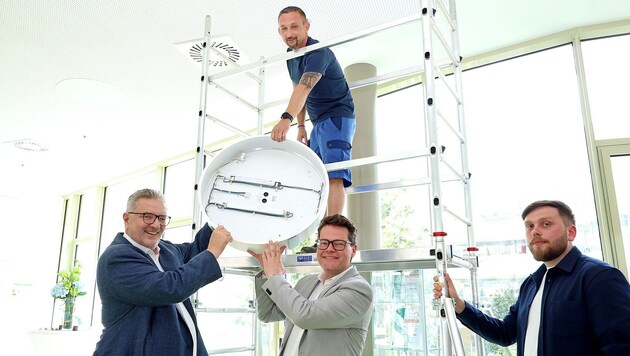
[254,266,373,356]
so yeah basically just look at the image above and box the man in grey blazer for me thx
[248,214,373,356]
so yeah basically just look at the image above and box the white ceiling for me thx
[2,0,630,199]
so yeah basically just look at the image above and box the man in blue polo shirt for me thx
[271,6,355,217]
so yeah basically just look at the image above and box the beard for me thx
[528,232,569,262]
[284,36,300,50]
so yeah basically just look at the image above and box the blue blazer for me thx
[93,224,222,356]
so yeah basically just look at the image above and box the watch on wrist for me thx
[281,112,293,122]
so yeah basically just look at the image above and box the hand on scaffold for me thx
[433,273,466,314]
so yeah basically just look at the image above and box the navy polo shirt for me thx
[286,37,354,124]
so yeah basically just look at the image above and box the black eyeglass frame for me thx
[315,239,353,251]
[127,212,172,226]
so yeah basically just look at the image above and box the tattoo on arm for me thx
[299,72,322,89]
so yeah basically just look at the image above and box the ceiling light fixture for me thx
[14,140,48,152]
[55,78,124,106]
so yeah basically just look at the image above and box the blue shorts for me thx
[309,116,356,187]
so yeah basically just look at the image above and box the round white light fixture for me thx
[56,78,124,106]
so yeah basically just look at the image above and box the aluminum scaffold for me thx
[191,0,482,354]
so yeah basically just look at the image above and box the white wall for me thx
[0,195,63,354]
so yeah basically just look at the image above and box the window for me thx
[462,45,601,261]
[581,34,630,140]
[92,171,159,328]
[373,43,602,354]
[72,189,99,329]
[164,158,196,221]
[98,171,160,256]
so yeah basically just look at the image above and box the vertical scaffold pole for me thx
[449,0,473,255]
[465,246,483,355]
[192,15,212,242]
[433,232,466,356]
[257,56,265,135]
[422,0,465,354]
[447,1,483,353]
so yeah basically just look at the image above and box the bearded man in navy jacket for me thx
[434,200,630,356]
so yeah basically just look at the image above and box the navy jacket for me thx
[93,224,222,356]
[457,247,630,355]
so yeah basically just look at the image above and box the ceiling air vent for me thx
[189,41,240,67]
[175,36,245,71]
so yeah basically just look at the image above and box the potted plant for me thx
[50,260,87,330]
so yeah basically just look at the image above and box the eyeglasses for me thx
[316,239,352,251]
[128,212,171,226]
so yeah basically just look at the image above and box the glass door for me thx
[595,140,630,278]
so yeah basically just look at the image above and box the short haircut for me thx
[278,6,308,24]
[317,214,357,244]
[521,200,576,226]
[126,188,166,212]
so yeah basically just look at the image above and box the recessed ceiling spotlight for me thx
[56,78,124,106]
[14,140,48,152]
